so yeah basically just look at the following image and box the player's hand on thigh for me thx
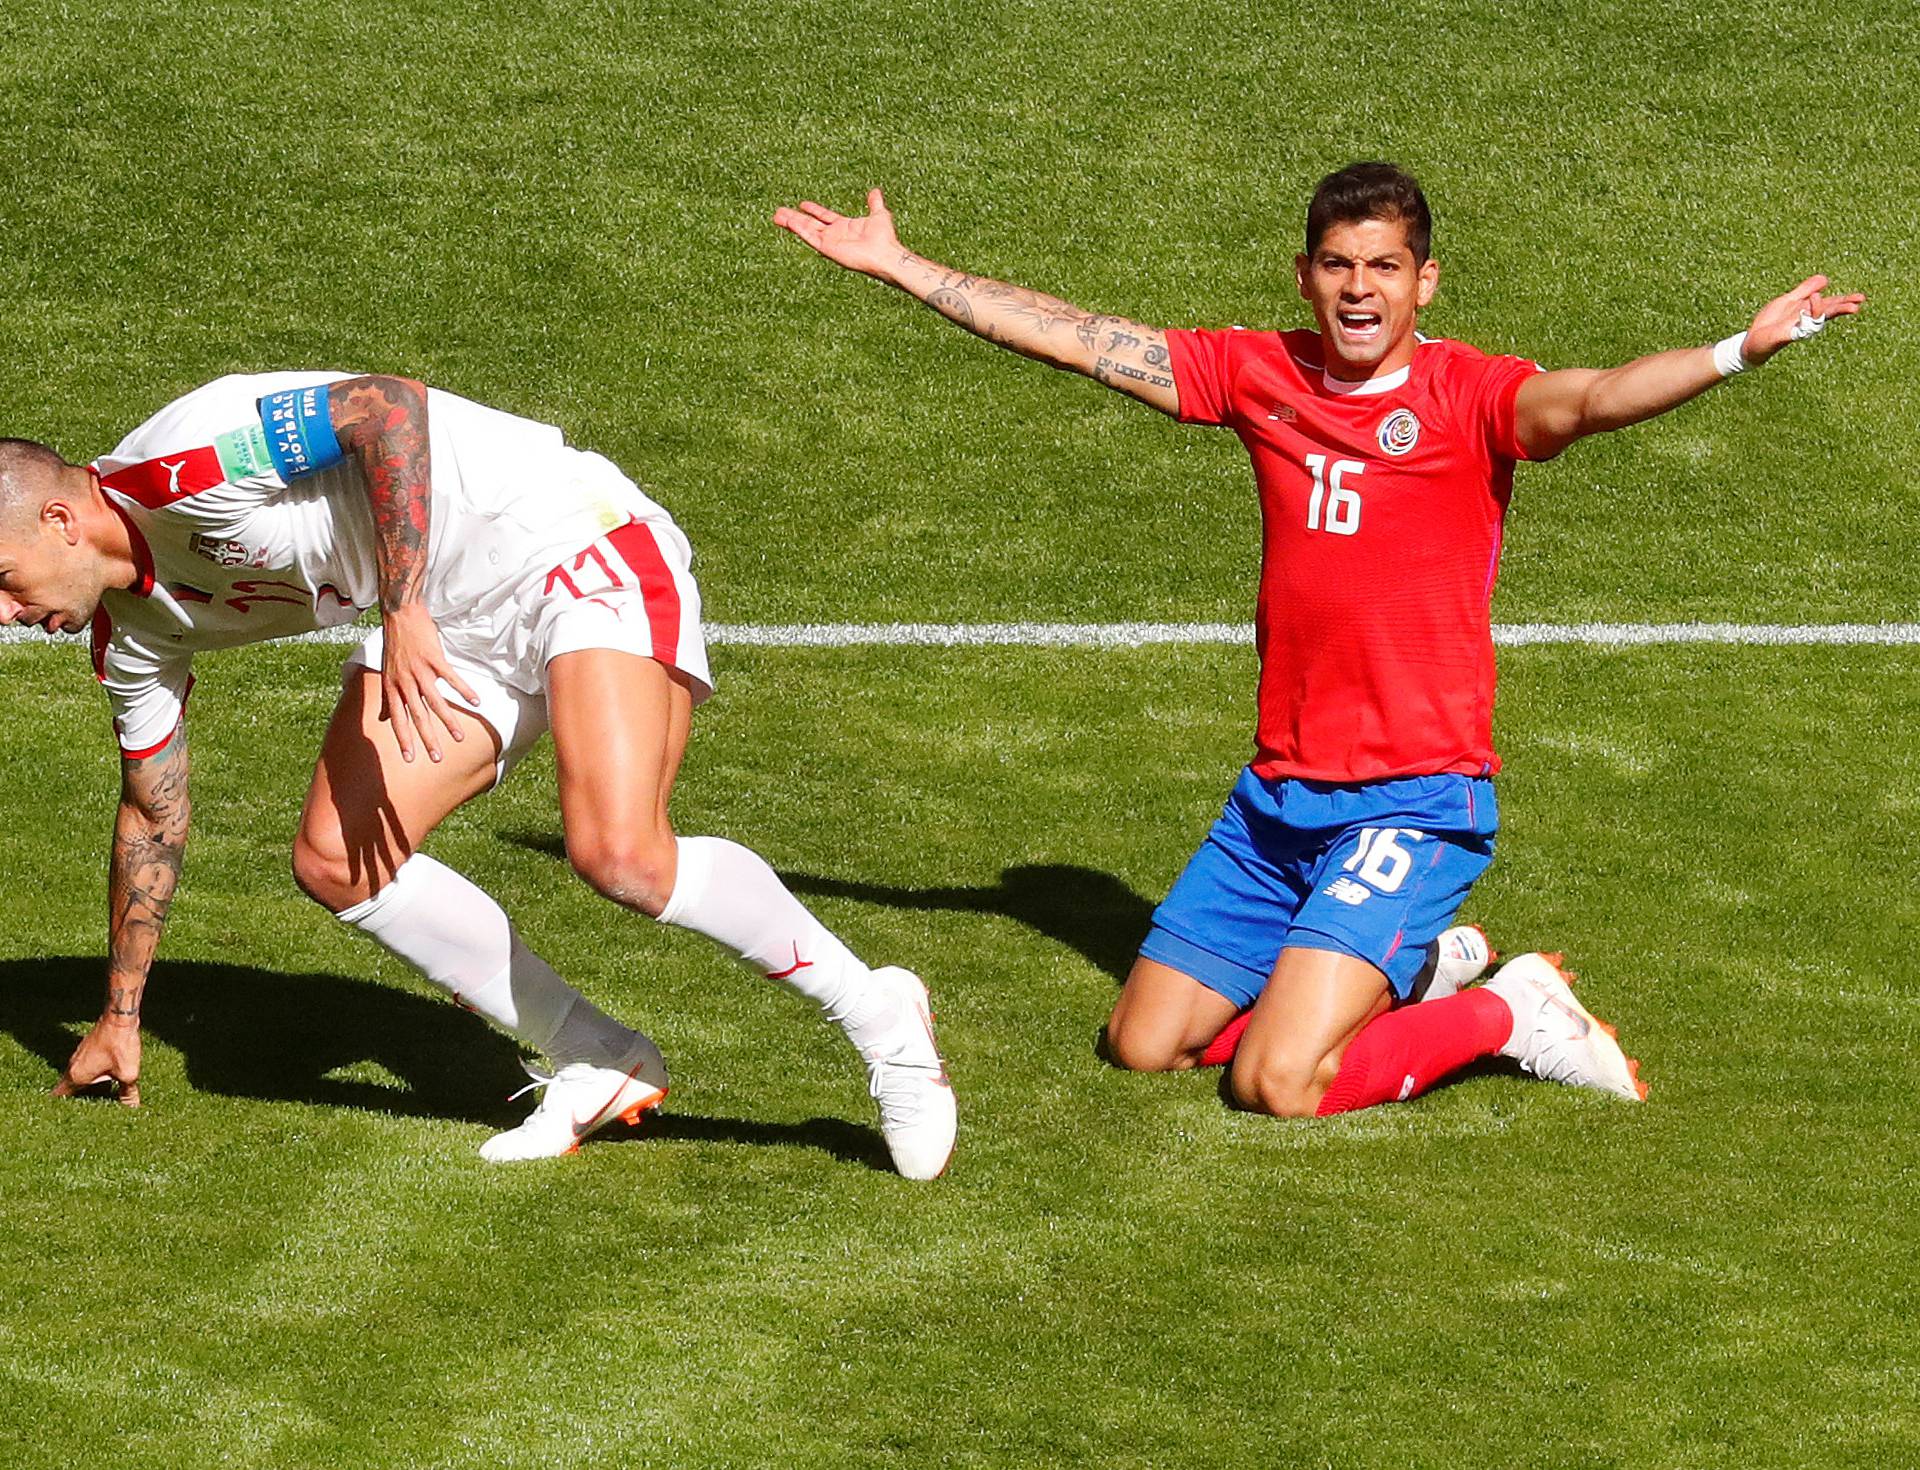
[377,604,482,765]
[52,1018,142,1108]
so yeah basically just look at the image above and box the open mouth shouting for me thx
[1335,307,1384,346]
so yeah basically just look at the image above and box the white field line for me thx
[5,620,1920,650]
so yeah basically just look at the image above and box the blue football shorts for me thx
[1138,767,1498,1006]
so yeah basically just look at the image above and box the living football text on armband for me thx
[257,384,346,480]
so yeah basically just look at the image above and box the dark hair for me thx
[1305,162,1432,263]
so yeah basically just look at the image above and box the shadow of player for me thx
[0,956,900,1169]
[502,832,1157,985]
[779,863,1156,984]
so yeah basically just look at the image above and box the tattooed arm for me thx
[52,726,193,1107]
[327,375,478,763]
[773,188,1179,416]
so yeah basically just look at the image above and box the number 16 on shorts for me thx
[1342,826,1426,894]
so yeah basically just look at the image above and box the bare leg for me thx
[1105,956,1243,1071]
[292,670,498,907]
[544,648,956,1178]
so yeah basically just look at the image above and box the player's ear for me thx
[42,498,80,545]
[1295,253,1312,301]
[1416,257,1439,309]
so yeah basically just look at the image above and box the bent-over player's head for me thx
[0,438,114,635]
[1296,161,1440,381]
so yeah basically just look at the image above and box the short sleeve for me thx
[92,616,195,758]
[1475,353,1545,462]
[1166,328,1240,427]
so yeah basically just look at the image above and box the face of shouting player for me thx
[1295,215,1439,382]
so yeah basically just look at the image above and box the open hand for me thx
[379,602,480,764]
[53,1017,142,1108]
[772,188,904,281]
[1743,275,1864,365]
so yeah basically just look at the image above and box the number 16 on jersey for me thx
[1305,454,1364,536]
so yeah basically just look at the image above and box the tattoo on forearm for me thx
[329,377,432,612]
[106,731,190,1003]
[901,255,1172,405]
[926,288,976,329]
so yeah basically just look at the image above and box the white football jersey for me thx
[89,372,669,754]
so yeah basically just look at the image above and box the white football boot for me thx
[478,1035,670,1162]
[859,967,957,1181]
[1409,923,1496,1002]
[1484,952,1647,1102]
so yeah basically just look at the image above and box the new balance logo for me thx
[1324,877,1371,906]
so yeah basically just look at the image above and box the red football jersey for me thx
[1168,327,1541,782]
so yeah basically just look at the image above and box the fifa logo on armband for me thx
[1376,409,1421,456]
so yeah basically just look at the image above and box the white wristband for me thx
[1712,331,1750,378]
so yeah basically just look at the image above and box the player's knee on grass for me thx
[1102,1005,1193,1073]
[1228,1047,1337,1119]
[564,824,678,916]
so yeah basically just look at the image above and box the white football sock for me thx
[337,853,642,1070]
[657,835,895,1047]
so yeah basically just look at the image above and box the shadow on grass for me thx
[502,832,1156,984]
[1,956,527,1123]
[0,956,900,1169]
[607,1111,891,1171]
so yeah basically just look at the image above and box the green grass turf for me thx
[1,0,1913,628]
[1,640,1916,1467]
[3,0,1917,1463]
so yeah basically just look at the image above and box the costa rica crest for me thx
[1376,408,1421,456]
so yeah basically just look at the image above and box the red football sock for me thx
[1314,987,1514,1116]
[1199,1009,1252,1067]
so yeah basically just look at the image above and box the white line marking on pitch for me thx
[6,620,1920,650]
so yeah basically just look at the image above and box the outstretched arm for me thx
[53,726,193,1107]
[327,375,478,763]
[774,188,1179,416]
[1513,275,1865,460]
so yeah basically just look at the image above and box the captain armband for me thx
[257,384,346,480]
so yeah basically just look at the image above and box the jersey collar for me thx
[93,469,156,598]
[1320,362,1411,396]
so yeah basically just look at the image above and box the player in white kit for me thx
[0,372,956,1178]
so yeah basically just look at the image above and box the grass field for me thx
[2,0,1916,1466]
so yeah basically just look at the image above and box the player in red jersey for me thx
[776,162,1861,1117]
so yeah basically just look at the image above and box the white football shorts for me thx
[344,513,714,785]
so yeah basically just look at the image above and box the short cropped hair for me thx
[0,438,72,527]
[1305,162,1433,264]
